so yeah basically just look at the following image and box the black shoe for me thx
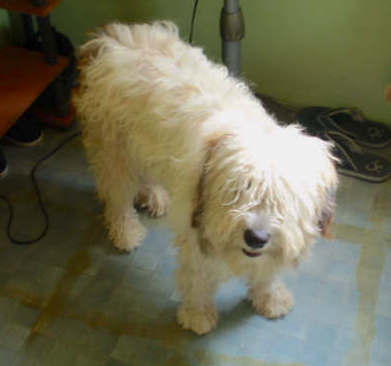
[297,108,391,183]
[4,114,43,147]
[0,149,8,179]
[297,107,391,149]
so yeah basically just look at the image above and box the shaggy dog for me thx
[73,21,338,335]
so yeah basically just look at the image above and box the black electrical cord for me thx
[188,0,200,44]
[0,131,81,245]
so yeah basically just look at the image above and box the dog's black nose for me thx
[244,229,269,249]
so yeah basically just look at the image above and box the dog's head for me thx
[195,125,338,270]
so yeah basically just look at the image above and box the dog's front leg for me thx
[247,272,294,319]
[175,233,219,335]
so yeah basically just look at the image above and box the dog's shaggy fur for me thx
[73,21,338,334]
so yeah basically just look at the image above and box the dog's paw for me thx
[110,222,146,252]
[249,284,294,319]
[135,185,170,218]
[177,305,218,335]
[113,239,141,252]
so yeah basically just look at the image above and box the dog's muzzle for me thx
[242,229,269,258]
[242,248,263,257]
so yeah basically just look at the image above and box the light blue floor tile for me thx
[0,346,17,365]
[130,247,162,271]
[370,337,391,365]
[296,345,330,366]
[111,336,173,365]
[271,306,308,341]
[0,324,30,351]
[215,277,248,312]
[335,178,376,229]
[374,315,391,345]
[326,328,355,366]
[13,334,56,366]
[376,254,391,318]
[306,323,338,352]
[105,359,129,366]
[75,355,108,366]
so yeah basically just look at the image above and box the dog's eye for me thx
[246,180,252,190]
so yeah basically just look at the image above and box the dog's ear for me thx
[191,133,233,255]
[192,173,215,255]
[319,190,336,239]
[191,214,213,255]
[319,208,334,239]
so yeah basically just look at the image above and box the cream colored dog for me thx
[73,21,338,335]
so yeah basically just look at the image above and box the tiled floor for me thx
[0,117,390,366]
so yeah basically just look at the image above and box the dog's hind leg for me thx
[104,196,146,252]
[134,184,170,218]
[175,232,220,335]
[92,150,146,252]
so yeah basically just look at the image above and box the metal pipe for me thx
[224,0,239,13]
[220,0,244,77]
[222,42,241,77]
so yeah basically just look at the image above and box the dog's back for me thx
[74,21,266,138]
[74,22,267,184]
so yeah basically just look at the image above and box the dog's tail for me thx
[103,21,179,48]
[78,21,180,68]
